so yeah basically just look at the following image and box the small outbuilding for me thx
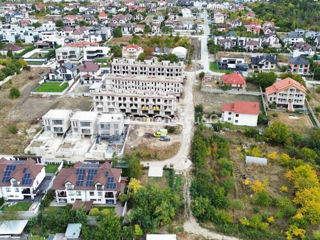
[148,166,163,177]
[0,220,28,237]
[245,156,267,165]
[65,223,82,240]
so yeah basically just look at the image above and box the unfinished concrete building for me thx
[110,58,184,77]
[92,73,184,118]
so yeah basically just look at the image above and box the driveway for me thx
[141,71,195,171]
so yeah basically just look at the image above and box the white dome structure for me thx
[172,46,187,60]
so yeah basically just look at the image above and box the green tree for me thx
[7,50,13,58]
[9,87,20,99]
[199,72,205,80]
[111,46,122,58]
[257,72,277,90]
[279,72,305,86]
[137,52,146,61]
[124,154,142,179]
[263,122,289,144]
[113,27,123,38]
[95,211,121,240]
[55,20,64,28]
[129,185,182,232]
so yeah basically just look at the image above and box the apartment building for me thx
[0,158,45,200]
[98,113,125,139]
[92,74,182,117]
[266,77,306,111]
[52,162,125,205]
[56,46,82,62]
[83,46,110,61]
[43,109,73,136]
[222,101,260,127]
[70,111,99,138]
[110,58,184,77]
[122,44,143,60]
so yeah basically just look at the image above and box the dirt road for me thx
[141,71,195,171]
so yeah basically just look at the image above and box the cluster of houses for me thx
[0,156,126,206]
[219,75,306,127]
[216,54,312,76]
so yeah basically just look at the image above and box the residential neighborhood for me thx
[0,0,320,239]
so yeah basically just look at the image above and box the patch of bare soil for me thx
[0,68,92,154]
[124,125,182,160]
[109,36,133,45]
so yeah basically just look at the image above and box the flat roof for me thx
[43,109,72,119]
[70,111,98,121]
[98,113,123,123]
[148,166,163,177]
[65,223,82,239]
[0,220,28,235]
[146,234,176,240]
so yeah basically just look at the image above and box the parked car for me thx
[160,136,170,142]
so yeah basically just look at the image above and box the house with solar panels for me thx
[0,158,46,200]
[52,162,125,205]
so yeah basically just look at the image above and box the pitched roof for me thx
[79,61,99,72]
[289,56,310,65]
[222,101,260,115]
[98,12,107,19]
[52,162,122,191]
[2,44,23,51]
[221,72,246,85]
[251,55,277,65]
[0,158,44,187]
[124,44,141,50]
[265,77,307,95]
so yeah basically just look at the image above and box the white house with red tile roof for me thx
[246,22,261,35]
[221,72,246,91]
[52,162,126,205]
[265,77,306,111]
[122,44,143,60]
[0,158,45,200]
[222,101,260,126]
[98,12,107,20]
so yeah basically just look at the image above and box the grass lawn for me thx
[34,82,69,93]
[26,61,45,65]
[209,62,233,74]
[95,206,115,212]
[1,202,32,211]
[140,169,170,189]
[45,164,59,173]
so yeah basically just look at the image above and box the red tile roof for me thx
[221,72,246,85]
[265,77,307,95]
[124,44,141,50]
[222,101,260,115]
[98,12,107,19]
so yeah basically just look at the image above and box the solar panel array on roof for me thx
[2,165,16,183]
[86,169,98,187]
[106,176,116,189]
[22,173,32,185]
[76,169,85,187]
[105,171,109,176]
